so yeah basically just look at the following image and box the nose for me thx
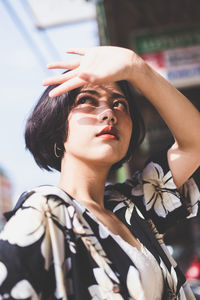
[98,108,117,125]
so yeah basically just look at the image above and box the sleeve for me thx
[0,191,53,299]
[126,148,200,234]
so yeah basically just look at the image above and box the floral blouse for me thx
[0,152,199,300]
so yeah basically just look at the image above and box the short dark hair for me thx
[112,81,145,170]
[25,80,145,172]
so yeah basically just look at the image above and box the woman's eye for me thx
[113,100,128,111]
[77,97,95,105]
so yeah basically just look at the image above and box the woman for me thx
[0,46,199,299]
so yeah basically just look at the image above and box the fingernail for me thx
[49,91,55,98]
[80,73,89,81]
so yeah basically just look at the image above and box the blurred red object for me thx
[185,256,200,280]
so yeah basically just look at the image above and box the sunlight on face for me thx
[63,83,133,168]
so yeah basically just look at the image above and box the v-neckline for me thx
[57,186,142,252]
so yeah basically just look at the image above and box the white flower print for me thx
[65,257,74,295]
[135,207,145,220]
[147,220,164,245]
[82,233,111,265]
[124,200,135,225]
[126,265,145,300]
[0,262,7,285]
[159,259,177,298]
[0,194,46,247]
[142,162,182,218]
[73,199,86,215]
[40,226,52,270]
[72,211,87,235]
[88,268,123,300]
[10,280,38,299]
[88,284,104,300]
[0,293,10,299]
[106,189,135,225]
[93,268,113,293]
[99,225,110,239]
[184,178,200,218]
[112,202,126,213]
[112,198,134,225]
[88,284,123,300]
[43,199,69,300]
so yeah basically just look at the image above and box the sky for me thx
[0,0,99,203]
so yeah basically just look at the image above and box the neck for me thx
[58,155,111,208]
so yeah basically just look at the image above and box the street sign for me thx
[131,26,200,88]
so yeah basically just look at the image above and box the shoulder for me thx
[4,185,71,222]
[127,151,200,233]
[0,185,71,297]
[0,185,76,249]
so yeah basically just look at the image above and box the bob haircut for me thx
[25,80,145,172]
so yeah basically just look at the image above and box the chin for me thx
[92,151,125,166]
[73,145,127,167]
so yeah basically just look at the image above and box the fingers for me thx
[48,77,86,98]
[78,71,96,82]
[47,59,80,70]
[66,47,88,56]
[43,70,78,86]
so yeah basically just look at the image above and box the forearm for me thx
[128,56,200,152]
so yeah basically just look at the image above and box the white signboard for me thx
[28,0,96,28]
[141,45,200,88]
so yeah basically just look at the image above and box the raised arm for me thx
[127,55,200,188]
[43,46,200,187]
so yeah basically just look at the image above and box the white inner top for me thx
[110,231,164,300]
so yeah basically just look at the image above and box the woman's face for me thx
[63,82,133,168]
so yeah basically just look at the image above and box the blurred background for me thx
[0,0,200,295]
[0,0,99,211]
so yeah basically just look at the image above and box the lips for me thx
[96,125,119,140]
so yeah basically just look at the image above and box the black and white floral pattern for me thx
[131,162,182,218]
[182,177,200,218]
[0,155,199,299]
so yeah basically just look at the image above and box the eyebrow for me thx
[78,89,127,100]
[78,90,100,96]
[111,92,127,100]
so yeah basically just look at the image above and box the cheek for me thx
[68,111,97,129]
[128,119,133,138]
[64,116,79,150]
[124,119,133,154]
[64,114,95,150]
[123,116,133,142]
